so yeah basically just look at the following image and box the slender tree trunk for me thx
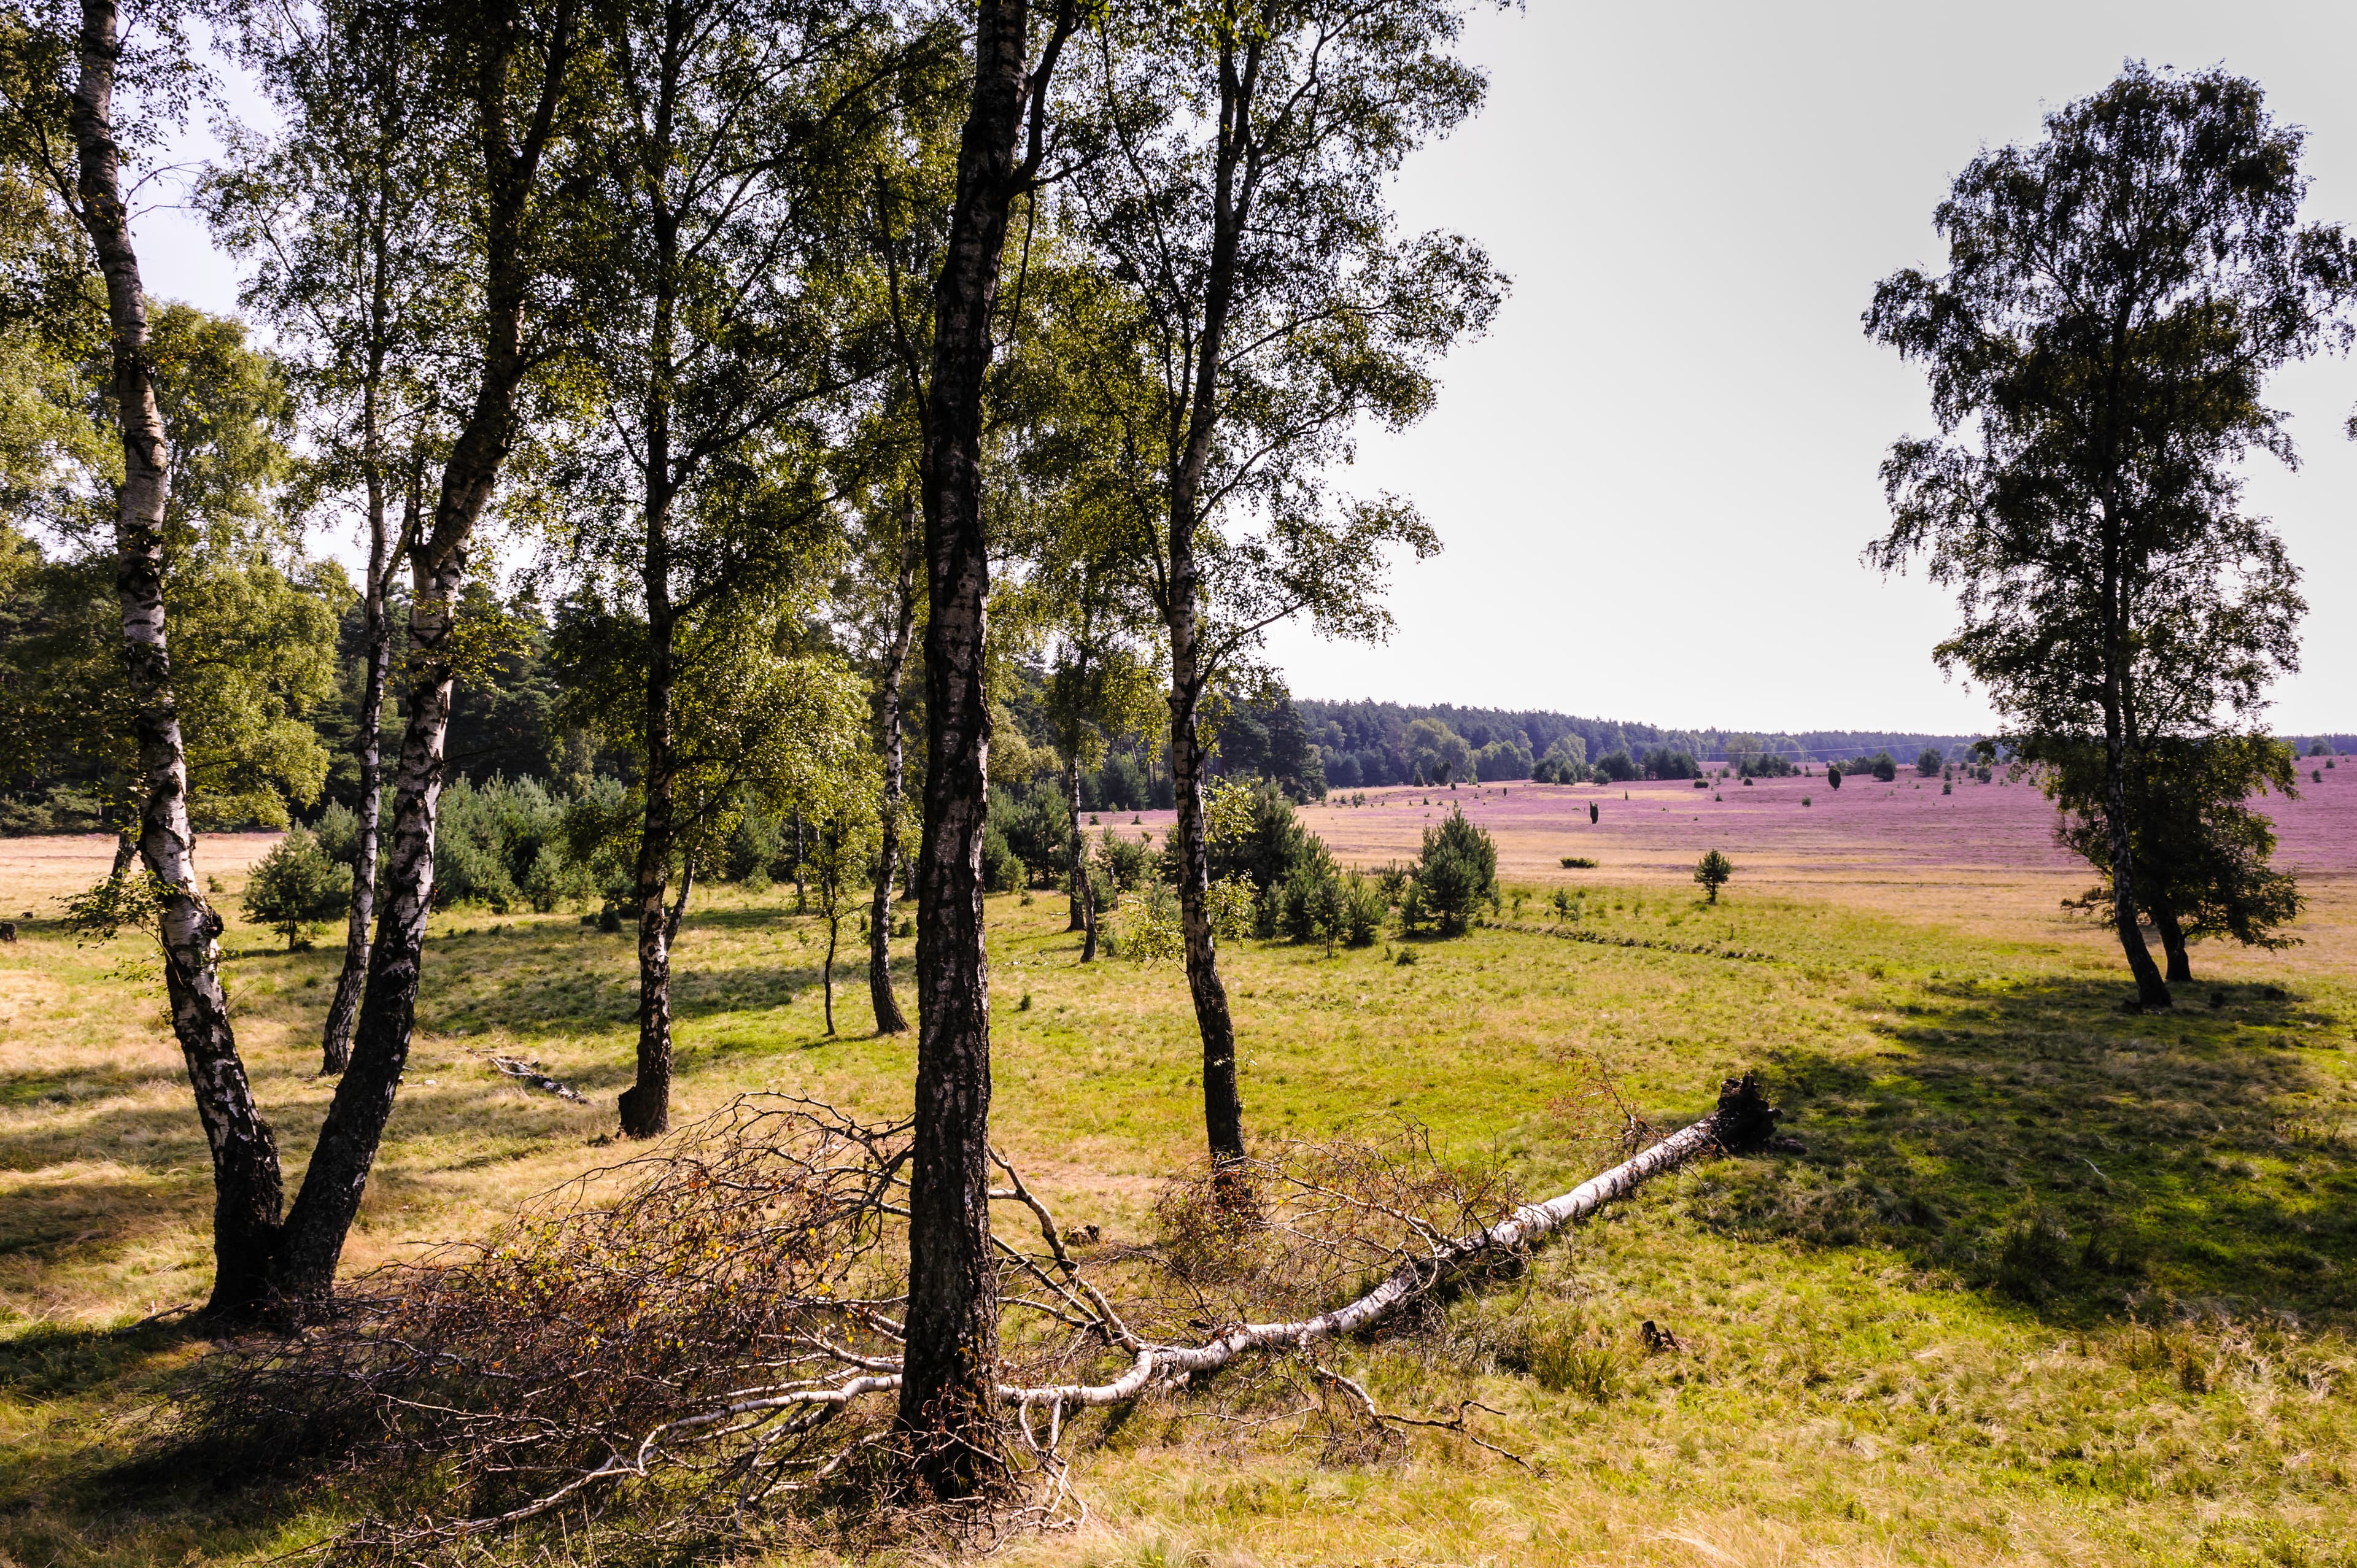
[1063,751,1086,933]
[1158,26,1262,1167]
[110,830,136,877]
[869,513,915,1035]
[665,855,692,944]
[323,450,409,1074]
[2153,902,2192,984]
[2101,560,2168,1008]
[1073,751,1097,963]
[898,0,1075,1496]
[1168,662,1243,1163]
[270,0,578,1304]
[621,483,679,1140]
[66,0,284,1316]
[824,905,837,1035]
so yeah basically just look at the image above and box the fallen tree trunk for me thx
[999,1073,1780,1415]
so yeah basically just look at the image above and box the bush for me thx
[722,810,785,886]
[1109,880,1183,962]
[989,779,1070,886]
[1560,855,1596,868]
[1406,809,1496,935]
[1827,765,1842,790]
[1206,873,1257,941]
[562,775,639,913]
[312,800,364,866]
[1917,748,1943,777]
[1272,852,1382,950]
[1693,848,1734,903]
[1201,779,1323,894]
[981,821,1026,894]
[436,776,587,913]
[1094,827,1155,896]
[242,827,349,948]
[1868,752,1898,782]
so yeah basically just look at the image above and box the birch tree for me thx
[206,0,460,1073]
[267,0,598,1306]
[896,0,1081,1499]
[0,0,284,1311]
[546,0,902,1138]
[1867,64,2356,1007]
[1063,0,1501,1163]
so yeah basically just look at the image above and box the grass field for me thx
[3,792,2356,1567]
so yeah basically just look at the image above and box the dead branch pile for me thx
[185,1077,1779,1559]
[192,1100,918,1554]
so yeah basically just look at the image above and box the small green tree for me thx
[1693,849,1735,903]
[1917,748,1942,777]
[1827,765,1843,790]
[1409,809,1496,935]
[242,827,349,948]
[804,794,879,1037]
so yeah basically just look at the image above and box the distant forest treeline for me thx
[1291,698,2356,792]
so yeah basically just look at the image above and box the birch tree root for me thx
[195,1076,1780,1558]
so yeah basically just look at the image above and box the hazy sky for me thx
[134,1,2357,737]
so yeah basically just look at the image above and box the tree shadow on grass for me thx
[1692,975,2357,1327]
[0,1318,324,1566]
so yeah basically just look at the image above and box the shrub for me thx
[435,776,586,913]
[1193,778,1323,895]
[1094,827,1155,895]
[1272,854,1382,950]
[242,827,349,948]
[1994,1208,2073,1301]
[1802,795,1812,807]
[1339,873,1385,946]
[312,800,363,866]
[981,821,1026,894]
[989,779,1070,886]
[1692,848,1734,903]
[1406,809,1496,935]
[1109,881,1183,963]
[562,775,639,913]
[1206,873,1257,941]
[1827,765,1842,790]
[1870,752,1898,782]
[1918,748,1943,777]
[722,810,785,886]
[1559,855,1596,868]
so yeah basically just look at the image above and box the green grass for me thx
[2,870,2355,1565]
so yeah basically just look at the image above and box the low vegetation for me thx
[4,844,2353,1564]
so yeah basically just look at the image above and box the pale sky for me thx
[132,1,2357,737]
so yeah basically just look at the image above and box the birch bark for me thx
[64,0,285,1314]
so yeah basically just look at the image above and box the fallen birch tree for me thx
[191,1075,1782,1558]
